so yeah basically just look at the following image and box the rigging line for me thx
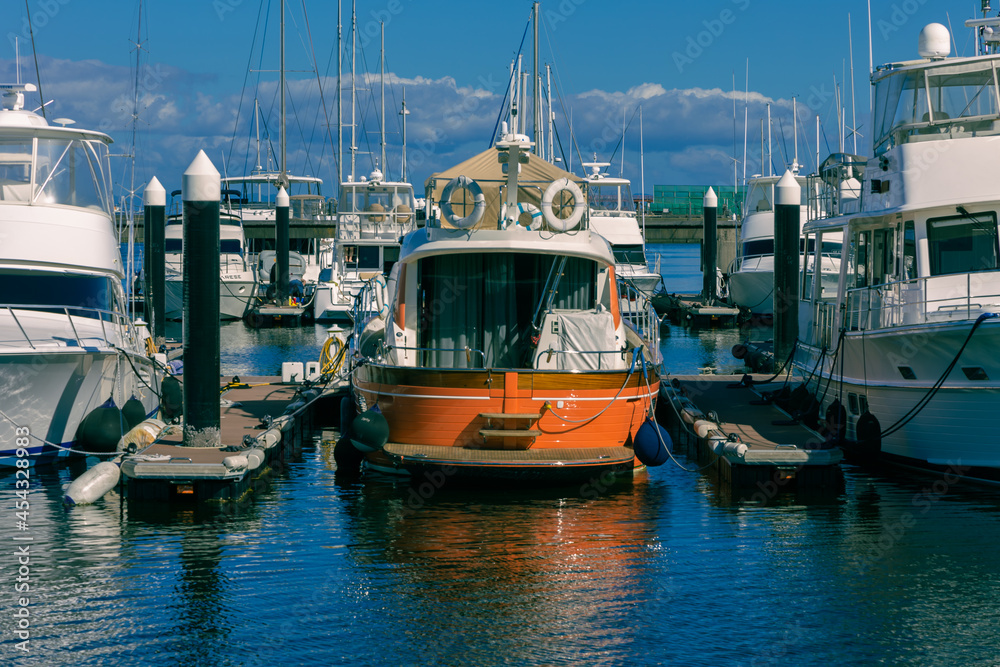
[293,1,336,180]
[606,106,640,169]
[488,13,531,146]
[356,46,379,172]
[23,0,46,120]
[230,0,269,175]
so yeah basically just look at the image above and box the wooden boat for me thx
[343,128,668,482]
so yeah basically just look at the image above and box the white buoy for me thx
[64,461,121,505]
[222,455,249,471]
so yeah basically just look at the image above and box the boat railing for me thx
[844,272,1000,331]
[532,347,625,371]
[813,301,838,350]
[385,345,488,369]
[2,304,131,350]
[618,279,660,355]
[336,210,417,241]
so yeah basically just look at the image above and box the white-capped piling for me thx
[143,177,166,346]
[774,170,801,363]
[702,187,718,304]
[182,151,221,444]
[275,185,290,303]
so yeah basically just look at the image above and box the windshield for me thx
[873,61,1000,154]
[588,183,634,213]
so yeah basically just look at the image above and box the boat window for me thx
[874,62,1000,153]
[872,227,897,285]
[0,139,33,202]
[220,240,242,254]
[903,221,917,280]
[0,270,117,320]
[588,184,634,212]
[612,245,646,264]
[742,239,774,257]
[748,181,773,212]
[384,246,400,274]
[802,232,816,301]
[853,230,871,287]
[927,213,999,276]
[358,245,381,269]
[165,239,182,253]
[817,230,843,302]
[33,138,110,213]
[417,253,596,369]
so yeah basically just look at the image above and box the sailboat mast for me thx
[533,1,540,154]
[849,13,858,155]
[337,0,343,182]
[380,22,386,175]
[546,64,554,162]
[280,0,286,181]
[350,0,357,180]
[640,106,646,237]
[400,89,409,181]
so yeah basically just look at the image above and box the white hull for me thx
[313,283,354,323]
[0,348,157,466]
[797,318,1000,479]
[727,265,774,314]
[164,274,257,320]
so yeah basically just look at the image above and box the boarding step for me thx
[479,429,542,438]
[479,413,540,420]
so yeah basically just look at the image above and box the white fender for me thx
[516,201,543,230]
[541,177,586,231]
[440,175,486,229]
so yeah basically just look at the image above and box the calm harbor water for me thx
[4,244,1000,665]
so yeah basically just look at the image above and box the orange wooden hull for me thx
[352,364,659,459]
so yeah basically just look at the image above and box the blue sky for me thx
[0,0,979,202]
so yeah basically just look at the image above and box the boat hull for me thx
[164,275,257,320]
[797,319,1000,482]
[352,364,659,480]
[0,350,158,466]
[727,264,774,315]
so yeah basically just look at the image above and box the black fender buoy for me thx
[160,376,183,421]
[731,343,748,360]
[334,436,364,475]
[76,401,126,453]
[633,418,672,467]
[855,411,882,457]
[350,410,389,453]
[825,400,847,443]
[122,397,147,430]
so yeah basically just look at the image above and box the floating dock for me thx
[658,374,843,493]
[245,303,312,327]
[121,376,342,501]
[652,293,740,327]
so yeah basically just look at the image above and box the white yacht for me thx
[582,161,661,307]
[163,191,258,320]
[313,169,416,323]
[727,170,846,316]
[0,83,160,466]
[795,22,1000,482]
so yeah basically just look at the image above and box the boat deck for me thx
[370,442,639,481]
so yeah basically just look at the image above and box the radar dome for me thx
[918,23,951,59]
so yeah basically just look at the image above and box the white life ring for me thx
[440,175,485,229]
[372,274,389,319]
[541,177,585,231]
[516,202,543,230]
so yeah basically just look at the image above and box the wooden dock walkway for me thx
[122,376,344,502]
[659,374,842,495]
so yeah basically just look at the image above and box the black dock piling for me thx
[702,187,718,304]
[276,186,290,304]
[182,151,222,443]
[774,170,801,364]
[144,177,166,347]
